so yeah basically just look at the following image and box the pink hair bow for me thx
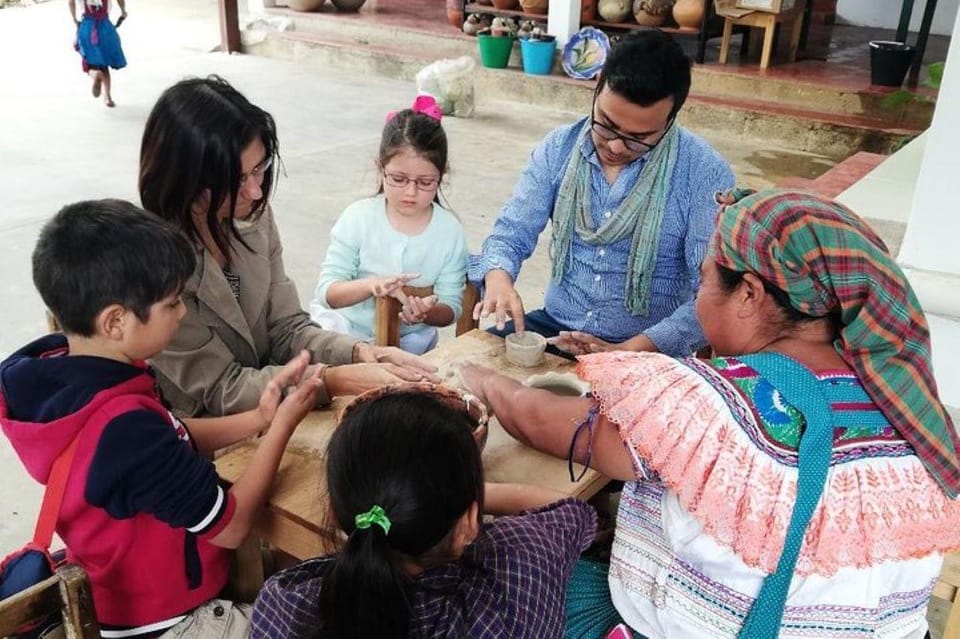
[386,95,443,123]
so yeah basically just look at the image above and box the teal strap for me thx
[736,353,835,639]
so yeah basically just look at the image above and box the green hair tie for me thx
[354,505,391,536]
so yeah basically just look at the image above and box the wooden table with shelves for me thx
[216,329,608,563]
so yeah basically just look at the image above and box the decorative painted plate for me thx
[561,26,610,81]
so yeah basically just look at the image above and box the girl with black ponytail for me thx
[250,390,597,638]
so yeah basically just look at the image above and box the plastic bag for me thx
[415,57,476,118]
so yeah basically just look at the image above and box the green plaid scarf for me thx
[710,187,960,497]
[549,121,680,316]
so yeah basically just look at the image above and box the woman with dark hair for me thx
[249,390,597,638]
[140,75,436,418]
[460,189,960,638]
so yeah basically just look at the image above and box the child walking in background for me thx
[309,95,469,355]
[69,0,126,107]
[250,390,597,638]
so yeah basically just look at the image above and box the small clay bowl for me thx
[338,382,489,451]
[505,332,547,367]
[523,371,590,397]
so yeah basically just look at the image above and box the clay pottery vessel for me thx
[581,0,597,22]
[492,0,519,9]
[519,0,548,14]
[505,332,547,367]
[286,0,325,10]
[463,13,482,35]
[633,0,670,26]
[330,0,367,11]
[672,0,703,30]
[340,382,489,451]
[597,0,631,23]
[447,0,464,27]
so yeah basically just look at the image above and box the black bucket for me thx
[869,40,916,87]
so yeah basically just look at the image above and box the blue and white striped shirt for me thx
[470,118,735,357]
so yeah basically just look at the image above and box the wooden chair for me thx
[718,1,806,70]
[0,564,100,639]
[374,281,480,347]
[933,551,960,639]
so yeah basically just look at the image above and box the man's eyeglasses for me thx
[590,117,674,154]
[383,172,440,191]
[240,156,273,187]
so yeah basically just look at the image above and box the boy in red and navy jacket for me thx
[0,200,323,637]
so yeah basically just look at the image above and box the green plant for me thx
[881,61,945,108]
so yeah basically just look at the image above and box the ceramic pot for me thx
[581,0,597,22]
[505,332,547,367]
[519,0,548,14]
[633,0,668,26]
[672,0,703,30]
[286,0,325,10]
[597,0,631,23]
[447,0,464,27]
[477,0,493,3]
[330,0,366,11]
[492,0,519,9]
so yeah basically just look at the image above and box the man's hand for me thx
[548,331,616,356]
[366,273,419,299]
[473,269,525,333]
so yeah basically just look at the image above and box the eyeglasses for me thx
[382,172,440,191]
[240,156,273,187]
[568,405,599,483]
[590,116,675,154]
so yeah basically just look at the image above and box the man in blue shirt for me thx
[471,31,735,357]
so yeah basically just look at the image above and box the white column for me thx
[548,0,580,45]
[898,7,960,411]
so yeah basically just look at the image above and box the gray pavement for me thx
[0,0,832,551]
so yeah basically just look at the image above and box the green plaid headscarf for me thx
[710,188,960,498]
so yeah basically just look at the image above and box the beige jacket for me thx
[151,208,356,417]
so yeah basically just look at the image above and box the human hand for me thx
[548,331,615,356]
[399,294,438,325]
[352,344,440,381]
[366,273,419,299]
[257,352,318,430]
[473,269,525,332]
[272,366,324,433]
[325,362,435,396]
[455,362,501,408]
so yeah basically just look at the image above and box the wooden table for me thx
[216,329,608,562]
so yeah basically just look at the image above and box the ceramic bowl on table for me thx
[505,332,547,367]
[339,382,489,451]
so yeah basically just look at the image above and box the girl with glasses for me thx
[310,95,469,355]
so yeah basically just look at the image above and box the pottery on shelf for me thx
[597,0,631,23]
[286,0,325,11]
[633,0,673,26]
[330,0,366,11]
[492,0,519,9]
[447,0,464,27]
[672,0,703,30]
[463,14,482,35]
[580,0,597,22]
[519,0,548,14]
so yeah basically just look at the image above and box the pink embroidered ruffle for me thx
[578,351,960,577]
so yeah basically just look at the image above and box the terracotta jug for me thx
[492,0,519,9]
[581,0,597,22]
[447,0,464,27]
[672,0,704,30]
[520,0,548,14]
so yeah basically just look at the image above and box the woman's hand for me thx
[548,331,616,356]
[325,362,435,396]
[352,343,440,380]
[455,362,502,409]
[399,294,438,325]
[366,273,419,299]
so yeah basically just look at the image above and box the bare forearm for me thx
[325,279,373,308]
[484,482,567,516]
[183,410,267,454]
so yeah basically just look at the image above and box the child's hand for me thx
[272,367,324,432]
[258,351,312,428]
[367,274,419,298]
[399,294,438,325]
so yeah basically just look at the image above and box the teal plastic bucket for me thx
[520,38,556,75]
[477,34,515,69]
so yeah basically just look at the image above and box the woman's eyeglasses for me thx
[240,156,273,187]
[382,172,440,191]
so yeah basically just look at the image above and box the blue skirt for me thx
[76,16,126,70]
[566,559,646,639]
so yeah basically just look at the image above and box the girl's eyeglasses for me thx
[383,172,440,191]
[240,156,273,187]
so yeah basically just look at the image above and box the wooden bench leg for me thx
[788,13,804,63]
[759,17,776,70]
[719,18,733,64]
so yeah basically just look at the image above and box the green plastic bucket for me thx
[477,34,514,69]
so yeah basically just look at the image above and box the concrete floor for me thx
[0,6,939,631]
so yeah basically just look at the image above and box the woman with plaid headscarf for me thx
[460,189,960,639]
